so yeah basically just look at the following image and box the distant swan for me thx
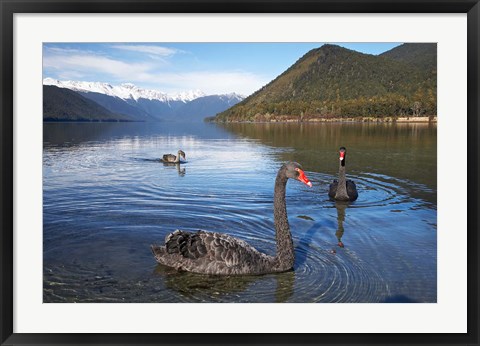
[151,162,312,275]
[328,147,358,201]
[161,150,186,163]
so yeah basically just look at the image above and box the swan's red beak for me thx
[297,169,312,187]
[339,151,345,161]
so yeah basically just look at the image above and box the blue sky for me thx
[43,42,401,96]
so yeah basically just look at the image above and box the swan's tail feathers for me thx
[151,230,188,263]
[151,244,167,262]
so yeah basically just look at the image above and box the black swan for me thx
[328,147,358,201]
[151,162,312,275]
[161,150,186,163]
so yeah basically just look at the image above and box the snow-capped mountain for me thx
[43,78,245,122]
[43,78,206,103]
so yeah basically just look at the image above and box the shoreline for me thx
[213,116,437,124]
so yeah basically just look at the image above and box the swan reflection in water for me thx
[153,264,294,302]
[134,157,186,176]
[162,162,186,177]
[334,201,349,248]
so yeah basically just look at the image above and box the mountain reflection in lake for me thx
[43,121,436,303]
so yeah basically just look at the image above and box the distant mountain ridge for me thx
[43,78,206,102]
[43,85,132,122]
[214,43,436,122]
[43,79,245,122]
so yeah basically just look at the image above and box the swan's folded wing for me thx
[201,231,263,268]
[162,154,176,162]
[328,180,338,198]
[347,179,357,195]
[165,230,256,268]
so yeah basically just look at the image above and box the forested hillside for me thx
[214,43,436,122]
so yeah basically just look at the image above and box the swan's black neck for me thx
[273,166,294,271]
[174,153,181,163]
[335,160,349,200]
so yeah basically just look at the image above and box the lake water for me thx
[43,121,437,303]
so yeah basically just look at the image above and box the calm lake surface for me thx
[43,121,436,303]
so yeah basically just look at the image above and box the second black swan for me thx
[161,150,186,163]
[329,147,358,201]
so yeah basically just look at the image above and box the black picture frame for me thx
[1,1,479,345]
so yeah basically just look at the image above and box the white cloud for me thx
[43,53,153,80]
[45,47,92,55]
[151,71,268,95]
[110,44,184,57]
[55,71,87,80]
